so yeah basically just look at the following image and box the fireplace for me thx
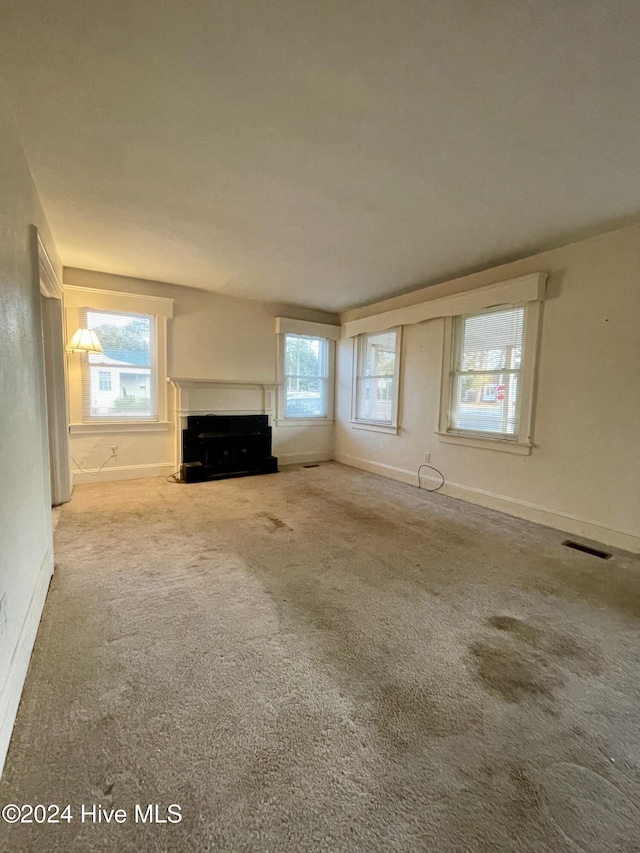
[181,414,278,482]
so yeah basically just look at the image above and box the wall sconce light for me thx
[66,328,103,354]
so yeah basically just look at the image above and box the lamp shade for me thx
[67,327,103,354]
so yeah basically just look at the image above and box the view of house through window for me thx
[449,306,524,437]
[82,309,157,420]
[284,333,328,418]
[355,330,397,423]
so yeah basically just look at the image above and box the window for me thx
[283,333,328,418]
[82,309,157,421]
[353,328,400,427]
[448,306,523,438]
[439,303,541,452]
[275,317,338,425]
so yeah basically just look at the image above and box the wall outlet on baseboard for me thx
[110,445,118,457]
[423,452,431,463]
[0,594,7,636]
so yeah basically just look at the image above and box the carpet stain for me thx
[487,615,602,675]
[508,764,542,812]
[260,513,289,530]
[488,615,541,644]
[303,485,472,548]
[546,634,602,676]
[374,681,478,747]
[470,639,560,703]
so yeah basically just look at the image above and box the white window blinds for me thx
[81,309,157,421]
[449,306,525,438]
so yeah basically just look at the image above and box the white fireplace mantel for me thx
[167,377,279,469]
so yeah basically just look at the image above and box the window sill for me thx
[275,418,334,427]
[435,431,532,455]
[70,421,172,434]
[350,420,399,435]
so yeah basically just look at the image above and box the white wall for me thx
[0,80,60,770]
[63,268,338,478]
[336,223,640,553]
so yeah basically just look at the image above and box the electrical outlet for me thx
[423,452,431,463]
[0,594,7,636]
[110,445,118,457]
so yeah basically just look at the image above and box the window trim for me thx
[69,421,171,434]
[351,326,402,432]
[437,301,542,453]
[276,332,335,425]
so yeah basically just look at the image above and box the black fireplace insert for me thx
[181,414,278,483]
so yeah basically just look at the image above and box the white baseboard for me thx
[334,454,418,487]
[72,462,176,485]
[334,453,640,554]
[0,549,53,775]
[278,452,333,466]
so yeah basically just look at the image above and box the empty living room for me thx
[1,1,640,851]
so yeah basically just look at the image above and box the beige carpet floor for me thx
[1,462,640,852]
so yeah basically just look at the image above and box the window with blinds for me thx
[449,306,525,438]
[81,309,157,421]
[284,333,329,418]
[355,329,398,423]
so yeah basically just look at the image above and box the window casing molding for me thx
[63,285,173,317]
[437,301,543,454]
[69,421,171,434]
[65,288,171,433]
[351,327,402,433]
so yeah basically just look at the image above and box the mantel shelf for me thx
[168,377,279,387]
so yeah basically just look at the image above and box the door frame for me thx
[37,230,72,505]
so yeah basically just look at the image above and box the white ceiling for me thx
[1,0,639,311]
